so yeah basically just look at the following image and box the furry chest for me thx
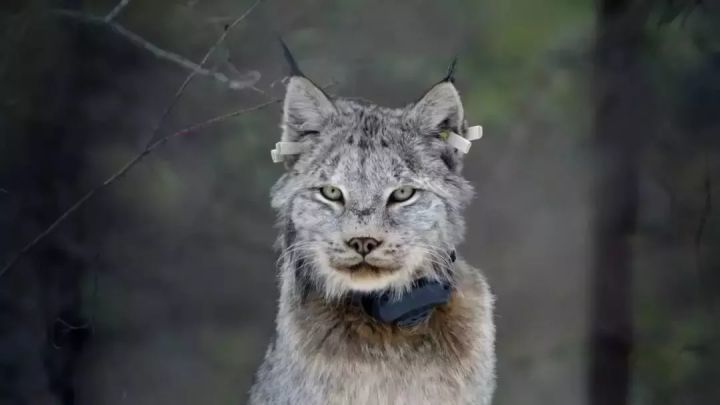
[303,359,476,405]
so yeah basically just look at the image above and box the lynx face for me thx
[271,76,473,298]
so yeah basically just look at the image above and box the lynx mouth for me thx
[336,262,400,278]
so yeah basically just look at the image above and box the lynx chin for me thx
[249,49,496,405]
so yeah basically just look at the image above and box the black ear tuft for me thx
[443,57,458,83]
[279,37,304,77]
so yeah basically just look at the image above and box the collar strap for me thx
[355,249,456,328]
[270,125,483,163]
[360,278,452,327]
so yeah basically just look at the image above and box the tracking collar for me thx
[354,250,456,328]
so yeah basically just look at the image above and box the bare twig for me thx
[170,79,335,139]
[104,0,132,22]
[143,0,263,146]
[0,98,281,279]
[53,2,262,91]
[0,0,266,278]
[173,98,281,137]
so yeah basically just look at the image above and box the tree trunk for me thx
[589,0,653,404]
[0,2,91,403]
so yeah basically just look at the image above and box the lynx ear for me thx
[406,79,478,172]
[282,76,335,139]
[408,81,464,135]
[274,78,335,164]
[273,41,336,164]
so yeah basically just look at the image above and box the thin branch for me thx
[143,0,263,146]
[53,4,261,91]
[0,0,267,278]
[171,79,335,139]
[0,98,281,279]
[171,98,281,138]
[104,0,132,22]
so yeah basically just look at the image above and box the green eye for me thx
[320,186,344,202]
[389,186,416,203]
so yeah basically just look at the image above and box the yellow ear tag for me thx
[439,130,450,141]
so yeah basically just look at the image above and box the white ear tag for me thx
[270,149,282,163]
[445,125,483,154]
[270,141,309,163]
[275,141,307,155]
[466,125,483,141]
[446,132,472,154]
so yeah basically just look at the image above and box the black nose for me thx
[347,237,382,256]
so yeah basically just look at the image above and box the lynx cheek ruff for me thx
[271,125,483,163]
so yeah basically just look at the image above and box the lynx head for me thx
[271,52,474,300]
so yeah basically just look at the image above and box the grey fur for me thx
[249,75,496,404]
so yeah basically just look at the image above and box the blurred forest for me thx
[0,0,719,404]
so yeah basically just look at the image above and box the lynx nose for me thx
[347,237,382,256]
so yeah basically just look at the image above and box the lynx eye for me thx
[320,186,344,203]
[389,186,416,203]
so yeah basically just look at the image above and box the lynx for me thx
[249,46,495,405]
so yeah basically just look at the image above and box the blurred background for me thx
[1,0,718,404]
